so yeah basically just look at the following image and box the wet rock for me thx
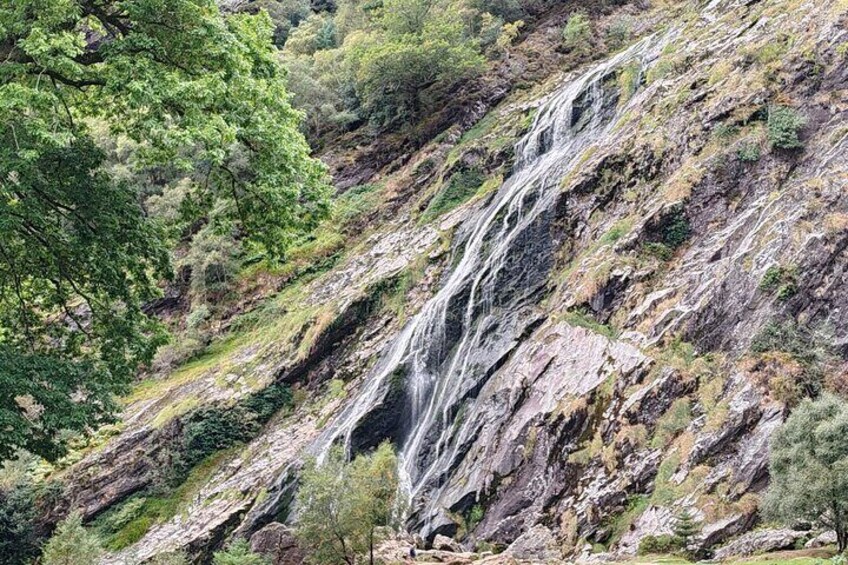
[713,529,808,560]
[505,525,561,561]
[249,522,304,565]
[432,534,463,552]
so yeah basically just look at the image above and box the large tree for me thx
[0,0,329,460]
[764,393,848,553]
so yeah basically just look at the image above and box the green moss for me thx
[563,309,618,340]
[421,168,486,222]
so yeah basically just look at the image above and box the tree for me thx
[295,442,401,565]
[672,508,700,558]
[764,394,848,553]
[41,511,102,565]
[212,539,269,565]
[349,3,485,126]
[0,0,330,460]
[562,11,591,51]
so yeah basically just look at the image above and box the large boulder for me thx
[713,529,807,560]
[249,522,305,565]
[432,534,463,552]
[805,531,837,549]
[506,525,562,561]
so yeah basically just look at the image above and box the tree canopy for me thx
[764,393,848,553]
[0,0,329,460]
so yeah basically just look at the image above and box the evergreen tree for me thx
[41,512,102,565]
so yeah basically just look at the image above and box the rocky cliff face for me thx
[40,0,848,562]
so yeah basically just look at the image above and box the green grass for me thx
[420,168,486,223]
[95,450,235,550]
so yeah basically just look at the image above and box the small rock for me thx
[713,529,807,560]
[805,531,837,549]
[432,534,463,552]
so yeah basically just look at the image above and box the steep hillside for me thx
[14,0,848,562]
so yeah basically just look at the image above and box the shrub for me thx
[737,141,761,162]
[638,534,681,555]
[767,105,807,149]
[562,12,591,50]
[213,539,269,565]
[42,512,103,565]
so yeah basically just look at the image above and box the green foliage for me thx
[672,509,700,557]
[562,12,591,50]
[638,534,681,555]
[421,168,485,222]
[651,398,692,448]
[764,394,848,552]
[41,512,102,565]
[296,442,401,565]
[750,320,832,400]
[759,265,797,301]
[0,0,329,460]
[0,481,40,564]
[737,141,762,162]
[606,15,633,50]
[213,539,269,565]
[563,309,618,340]
[175,383,292,479]
[349,1,485,126]
[642,208,690,261]
[767,106,807,149]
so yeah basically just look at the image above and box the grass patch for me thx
[421,168,486,222]
[563,309,618,340]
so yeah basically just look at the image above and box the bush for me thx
[767,105,807,149]
[173,384,292,481]
[562,12,591,50]
[42,512,103,565]
[737,141,761,162]
[213,539,269,565]
[638,534,681,555]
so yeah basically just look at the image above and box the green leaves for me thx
[0,0,329,459]
[764,394,848,552]
[295,442,401,564]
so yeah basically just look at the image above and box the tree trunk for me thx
[837,525,846,554]
[370,528,375,565]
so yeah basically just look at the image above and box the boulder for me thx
[713,529,807,560]
[249,522,305,565]
[432,534,463,552]
[805,531,837,549]
[505,525,561,561]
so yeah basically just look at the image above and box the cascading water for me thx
[310,34,666,534]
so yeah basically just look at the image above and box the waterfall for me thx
[310,34,664,532]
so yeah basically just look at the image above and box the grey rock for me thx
[249,523,304,565]
[713,529,808,560]
[432,534,463,553]
[506,525,561,561]
[805,531,837,549]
